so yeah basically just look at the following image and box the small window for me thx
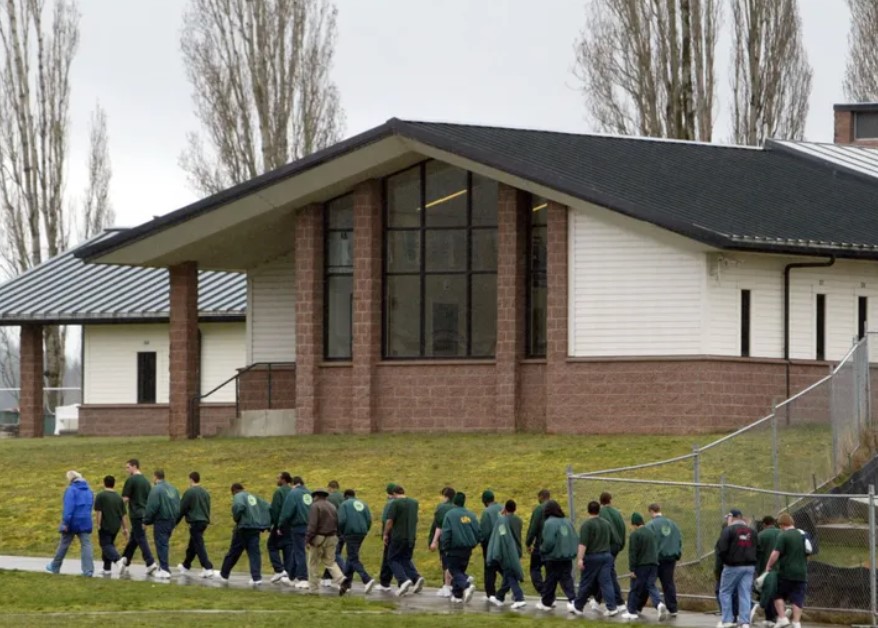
[816,294,826,361]
[324,195,354,360]
[855,112,878,140]
[137,352,157,404]
[859,296,868,340]
[740,289,751,357]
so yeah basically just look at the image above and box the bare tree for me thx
[0,0,79,411]
[730,0,812,145]
[81,101,113,239]
[0,327,18,403]
[180,0,345,195]
[844,0,878,101]
[574,0,721,141]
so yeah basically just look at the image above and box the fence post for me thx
[693,445,702,558]
[830,362,839,475]
[566,465,576,527]
[870,484,876,627]
[771,404,781,512]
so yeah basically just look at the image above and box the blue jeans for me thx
[496,567,525,602]
[286,525,308,580]
[575,551,617,611]
[719,565,754,624]
[49,531,94,576]
[388,539,420,585]
[343,535,372,584]
[446,549,472,599]
[267,526,292,574]
[152,519,175,572]
[220,528,261,580]
[628,565,658,614]
[122,518,154,567]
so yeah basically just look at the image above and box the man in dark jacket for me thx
[526,488,550,595]
[384,484,424,596]
[440,492,481,604]
[143,469,180,579]
[339,489,375,593]
[488,500,526,609]
[46,471,95,577]
[479,489,503,603]
[279,476,311,588]
[716,509,757,628]
[646,503,682,619]
[573,501,619,617]
[306,488,348,595]
[119,458,155,575]
[219,483,270,584]
[374,482,397,593]
[621,512,658,619]
[93,475,127,576]
[268,471,292,583]
[599,492,626,608]
[177,471,214,578]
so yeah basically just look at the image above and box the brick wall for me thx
[169,262,199,439]
[317,366,353,433]
[19,324,44,438]
[834,107,878,147]
[518,362,547,432]
[79,403,236,437]
[238,364,296,411]
[295,205,323,434]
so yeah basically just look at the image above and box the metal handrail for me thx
[191,362,294,420]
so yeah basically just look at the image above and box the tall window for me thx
[527,196,548,357]
[384,161,498,358]
[816,293,826,361]
[740,289,751,357]
[137,352,156,404]
[859,296,868,340]
[325,195,354,359]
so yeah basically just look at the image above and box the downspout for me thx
[783,256,835,399]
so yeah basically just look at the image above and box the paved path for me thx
[0,555,839,626]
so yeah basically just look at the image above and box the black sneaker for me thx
[339,579,351,596]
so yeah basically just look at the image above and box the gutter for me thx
[783,256,835,399]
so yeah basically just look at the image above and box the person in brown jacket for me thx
[306,488,348,595]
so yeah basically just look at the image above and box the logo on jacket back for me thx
[247,495,257,506]
[353,500,365,512]
[498,524,507,536]
[460,516,472,524]
[303,494,313,505]
[661,524,672,537]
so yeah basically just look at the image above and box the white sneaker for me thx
[605,609,620,617]
[657,602,669,619]
[622,611,640,620]
[467,575,475,585]
[791,623,801,628]
[451,596,464,604]
[363,579,376,594]
[321,578,332,588]
[489,595,504,607]
[567,601,577,613]
[270,570,287,583]
[177,564,189,575]
[397,579,413,596]
[742,624,751,628]
[100,569,112,576]
[249,579,263,586]
[145,563,158,575]
[117,557,129,575]
[436,585,452,598]
[786,609,793,619]
[589,597,601,611]
[294,579,311,590]
[220,576,229,583]
[774,619,791,628]
[375,584,393,592]
[413,576,425,593]
[155,569,172,579]
[511,600,527,609]
[536,601,554,611]
[201,569,215,578]
[463,585,476,604]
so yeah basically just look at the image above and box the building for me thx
[13,106,878,439]
[0,231,246,436]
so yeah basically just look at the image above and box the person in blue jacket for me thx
[46,470,95,576]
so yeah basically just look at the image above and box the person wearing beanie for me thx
[383,485,423,596]
[645,503,682,620]
[278,476,311,588]
[488,500,526,609]
[429,486,457,598]
[373,482,398,593]
[479,489,503,603]
[525,488,551,595]
[440,491,481,604]
[536,500,578,612]
[119,458,156,576]
[621,512,658,620]
[46,471,95,577]
[143,469,181,579]
[93,475,128,576]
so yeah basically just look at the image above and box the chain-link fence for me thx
[566,334,877,620]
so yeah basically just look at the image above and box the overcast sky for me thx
[67,0,851,234]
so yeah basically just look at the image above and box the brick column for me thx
[169,262,200,439]
[18,324,44,438]
[545,201,569,431]
[495,184,527,431]
[352,180,382,433]
[295,204,323,434]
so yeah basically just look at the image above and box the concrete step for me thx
[222,409,297,437]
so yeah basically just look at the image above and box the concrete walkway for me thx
[0,554,839,626]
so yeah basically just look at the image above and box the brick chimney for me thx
[834,103,878,146]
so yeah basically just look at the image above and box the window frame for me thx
[525,195,548,358]
[740,289,751,358]
[858,295,868,341]
[855,112,878,140]
[381,160,498,360]
[816,293,826,361]
[136,351,157,405]
[323,193,355,361]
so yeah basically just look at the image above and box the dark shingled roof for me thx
[78,119,878,262]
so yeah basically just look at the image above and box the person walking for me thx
[268,471,293,583]
[526,488,550,595]
[429,486,457,598]
[573,501,619,617]
[754,516,782,625]
[323,480,346,586]
[338,488,375,593]
[440,492,480,604]
[306,488,348,595]
[143,469,180,579]
[764,513,809,628]
[93,475,127,575]
[177,471,214,578]
[535,500,578,613]
[599,492,626,608]
[716,509,757,628]
[219,483,271,585]
[373,483,398,593]
[279,476,312,589]
[621,512,659,620]
[383,484,424,596]
[487,499,526,609]
[46,471,94,577]
[119,458,155,575]
[479,489,503,603]
[646,502,682,620]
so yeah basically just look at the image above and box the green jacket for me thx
[540,517,578,561]
[759,570,779,610]
[480,502,503,546]
[328,491,344,510]
[270,484,291,527]
[232,491,271,530]
[526,502,545,549]
[628,525,658,571]
[487,514,524,581]
[599,505,626,551]
[279,485,312,528]
[429,501,454,548]
[144,481,180,525]
[440,506,481,554]
[646,515,682,561]
[178,485,211,525]
[757,527,781,574]
[338,497,372,537]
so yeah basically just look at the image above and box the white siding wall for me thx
[568,202,706,356]
[247,254,296,364]
[83,322,246,404]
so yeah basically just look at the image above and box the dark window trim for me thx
[525,194,547,358]
[740,289,751,358]
[855,112,878,140]
[816,293,826,361]
[323,193,354,360]
[382,160,498,359]
[858,295,868,340]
